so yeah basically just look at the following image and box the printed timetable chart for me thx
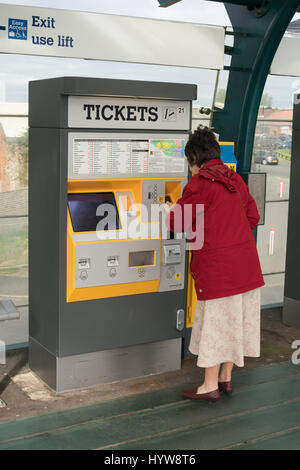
[73,139,148,175]
[72,138,185,176]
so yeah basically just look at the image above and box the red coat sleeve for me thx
[166,185,200,234]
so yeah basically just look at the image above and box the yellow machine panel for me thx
[67,176,187,303]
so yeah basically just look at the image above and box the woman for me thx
[165,127,264,402]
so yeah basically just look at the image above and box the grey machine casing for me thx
[29,77,196,392]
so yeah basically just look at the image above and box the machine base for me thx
[29,336,182,393]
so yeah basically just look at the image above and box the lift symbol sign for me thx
[8,18,28,40]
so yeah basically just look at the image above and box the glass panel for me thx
[0,115,28,347]
[0,217,28,308]
[0,54,218,108]
[253,76,294,307]
[258,74,296,109]
[0,305,28,349]
[252,120,292,202]
[214,70,230,109]
[0,116,28,191]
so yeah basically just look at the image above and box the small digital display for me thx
[129,251,155,267]
[68,192,121,232]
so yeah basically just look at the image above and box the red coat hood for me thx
[197,159,237,193]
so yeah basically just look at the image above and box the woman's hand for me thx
[161,201,174,214]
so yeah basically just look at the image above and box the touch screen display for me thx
[68,192,121,232]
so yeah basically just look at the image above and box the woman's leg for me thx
[219,362,234,382]
[197,364,221,394]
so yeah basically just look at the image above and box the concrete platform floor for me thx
[0,307,300,449]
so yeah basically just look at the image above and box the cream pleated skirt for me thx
[189,288,261,368]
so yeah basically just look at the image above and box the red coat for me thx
[167,159,264,301]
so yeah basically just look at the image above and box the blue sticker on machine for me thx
[220,143,237,171]
[8,18,28,40]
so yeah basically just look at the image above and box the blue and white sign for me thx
[8,18,27,40]
[0,3,224,69]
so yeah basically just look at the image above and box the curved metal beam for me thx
[158,0,299,175]
[212,0,299,173]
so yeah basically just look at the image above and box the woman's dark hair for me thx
[185,126,221,168]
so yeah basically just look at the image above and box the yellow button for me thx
[175,272,181,280]
[158,195,165,204]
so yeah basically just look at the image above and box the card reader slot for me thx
[165,194,175,239]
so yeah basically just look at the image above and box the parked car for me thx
[254,150,279,165]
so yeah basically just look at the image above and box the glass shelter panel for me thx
[253,74,294,307]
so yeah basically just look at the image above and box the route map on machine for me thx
[72,138,185,175]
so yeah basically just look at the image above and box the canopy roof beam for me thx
[158,0,299,173]
[212,0,299,173]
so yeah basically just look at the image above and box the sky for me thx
[0,0,299,109]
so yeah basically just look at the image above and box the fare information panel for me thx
[68,133,187,179]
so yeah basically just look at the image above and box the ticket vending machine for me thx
[29,77,196,392]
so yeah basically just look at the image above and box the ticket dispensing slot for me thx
[129,250,155,268]
[165,181,182,205]
[164,181,182,240]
